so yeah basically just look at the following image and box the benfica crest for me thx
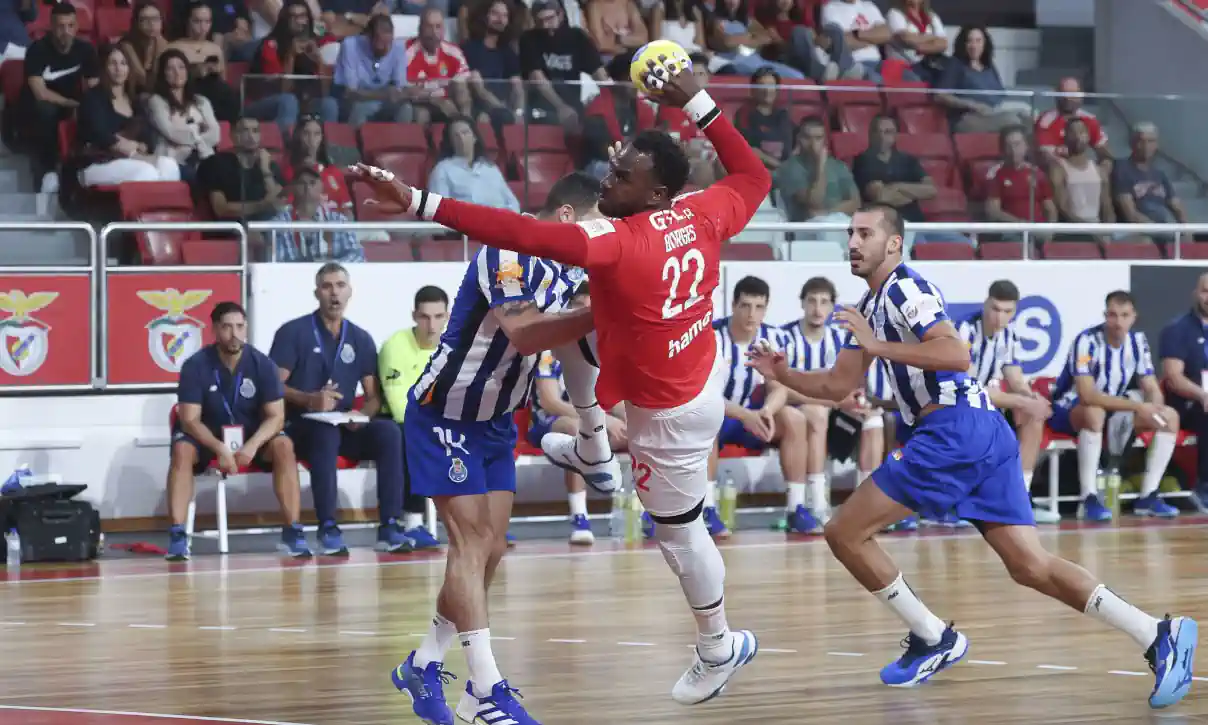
[0,290,57,376]
[137,288,213,373]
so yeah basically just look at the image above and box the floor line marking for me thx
[268,628,307,633]
[407,633,426,637]
[1108,670,1148,676]
[490,636,516,641]
[617,641,656,647]
[968,660,1007,666]
[0,704,315,725]
[0,621,26,626]
[1036,664,1077,671]
[56,622,96,627]
[339,630,376,636]
[128,623,167,629]
[826,651,865,657]
[1193,676,1208,682]
[198,625,238,631]
[761,648,798,654]
[547,638,586,644]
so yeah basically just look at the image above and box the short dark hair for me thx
[733,275,770,304]
[315,262,348,286]
[543,172,600,215]
[688,51,709,68]
[632,129,690,199]
[987,280,1019,302]
[858,202,905,239]
[871,113,897,133]
[51,2,76,17]
[998,124,1028,151]
[414,285,448,308]
[211,301,246,323]
[606,48,635,83]
[800,276,836,302]
[1105,290,1135,307]
[366,12,392,34]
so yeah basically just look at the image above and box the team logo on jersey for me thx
[576,219,615,238]
[0,290,57,377]
[448,457,468,483]
[340,343,356,364]
[495,260,525,289]
[891,449,903,461]
[239,378,256,399]
[137,288,212,373]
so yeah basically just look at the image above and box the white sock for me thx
[554,340,609,463]
[704,480,717,509]
[459,628,505,695]
[1141,431,1176,496]
[403,512,424,530]
[568,490,588,517]
[786,482,806,511]
[808,473,828,513]
[1023,471,1034,501]
[654,518,731,662]
[1084,584,1160,650]
[414,612,457,668]
[694,599,732,664]
[1077,430,1103,498]
[872,573,947,646]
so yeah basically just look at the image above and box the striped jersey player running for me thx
[748,203,1197,707]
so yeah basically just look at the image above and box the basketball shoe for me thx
[455,680,541,724]
[540,432,622,493]
[880,625,968,687]
[671,629,759,705]
[1147,615,1198,708]
[392,651,456,725]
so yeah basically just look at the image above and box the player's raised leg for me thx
[543,332,623,493]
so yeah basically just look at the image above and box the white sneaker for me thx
[671,630,758,705]
[40,172,59,194]
[541,432,622,493]
[1032,506,1061,524]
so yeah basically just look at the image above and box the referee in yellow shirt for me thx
[379,285,448,549]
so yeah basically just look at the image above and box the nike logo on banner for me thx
[43,65,81,82]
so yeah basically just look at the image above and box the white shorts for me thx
[623,358,725,518]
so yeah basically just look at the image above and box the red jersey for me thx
[659,107,700,141]
[283,163,353,214]
[985,161,1052,221]
[404,39,469,99]
[1034,108,1106,158]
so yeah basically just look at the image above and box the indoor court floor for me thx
[2,519,1208,725]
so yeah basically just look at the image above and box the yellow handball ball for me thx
[629,40,692,95]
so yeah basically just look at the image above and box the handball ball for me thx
[630,40,692,94]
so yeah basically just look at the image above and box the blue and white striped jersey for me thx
[714,317,789,408]
[780,321,846,371]
[866,357,892,401]
[956,313,1021,386]
[410,247,578,421]
[844,264,992,425]
[1051,324,1154,405]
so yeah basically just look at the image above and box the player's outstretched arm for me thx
[834,287,969,373]
[748,342,867,403]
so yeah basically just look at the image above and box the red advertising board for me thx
[106,271,242,385]
[0,274,92,388]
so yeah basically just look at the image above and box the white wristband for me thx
[407,188,444,221]
[683,90,718,125]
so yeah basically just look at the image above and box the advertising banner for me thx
[0,274,92,388]
[106,272,243,385]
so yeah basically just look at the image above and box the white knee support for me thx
[654,516,726,609]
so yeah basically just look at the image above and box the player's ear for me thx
[557,204,575,224]
[887,234,903,256]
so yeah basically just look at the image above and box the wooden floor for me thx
[2,520,1208,725]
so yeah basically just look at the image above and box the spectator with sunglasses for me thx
[334,14,413,127]
[283,115,354,213]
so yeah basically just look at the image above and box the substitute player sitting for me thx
[354,54,769,707]
[1051,290,1181,521]
[748,203,1197,708]
[708,274,807,538]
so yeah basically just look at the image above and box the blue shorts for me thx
[1049,396,1079,436]
[717,415,768,451]
[404,398,518,498]
[527,414,555,449]
[170,426,277,475]
[873,405,1034,526]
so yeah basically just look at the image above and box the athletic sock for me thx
[460,628,505,696]
[1084,584,1160,650]
[403,512,424,530]
[808,473,828,514]
[414,612,457,669]
[553,340,609,463]
[1141,431,1176,496]
[704,480,717,509]
[693,597,732,664]
[786,482,806,511]
[1077,430,1103,498]
[568,490,588,517]
[872,573,947,646]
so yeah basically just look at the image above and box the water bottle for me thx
[624,490,642,544]
[609,489,625,539]
[0,463,31,496]
[1104,466,1122,519]
[718,474,738,531]
[6,529,20,568]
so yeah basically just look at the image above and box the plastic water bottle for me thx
[6,529,20,568]
[718,474,738,531]
[609,489,626,539]
[624,490,642,544]
[1104,466,1122,519]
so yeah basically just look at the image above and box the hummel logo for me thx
[887,591,899,601]
[1092,595,1103,611]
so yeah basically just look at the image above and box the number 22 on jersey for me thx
[661,248,705,320]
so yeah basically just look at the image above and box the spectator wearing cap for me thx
[334,14,413,127]
[270,165,366,262]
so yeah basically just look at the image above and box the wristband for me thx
[407,187,443,220]
[684,90,721,129]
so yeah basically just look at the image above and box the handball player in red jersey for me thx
[353,55,771,705]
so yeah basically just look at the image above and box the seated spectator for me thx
[147,49,221,181]
[754,0,855,82]
[271,166,365,261]
[77,46,181,187]
[320,0,389,40]
[196,115,285,223]
[651,0,706,55]
[1035,76,1111,168]
[246,0,338,130]
[405,7,474,124]
[172,0,255,63]
[0,0,35,63]
[21,2,99,193]
[461,0,525,126]
[734,66,792,170]
[1113,122,1187,234]
[706,0,805,79]
[166,301,309,561]
[270,263,412,555]
[885,0,947,85]
[657,52,720,187]
[169,1,241,122]
[1049,117,1114,241]
[984,125,1056,241]
[582,51,655,178]
[585,0,648,60]
[334,14,412,127]
[520,0,607,128]
[820,0,895,82]
[283,116,354,213]
[772,115,858,242]
[429,116,520,210]
[934,26,1027,134]
[120,1,170,94]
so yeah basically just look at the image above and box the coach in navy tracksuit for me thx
[270,262,410,555]
[1158,275,1208,511]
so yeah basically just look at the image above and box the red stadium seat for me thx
[30,0,94,40]
[225,61,248,92]
[94,5,130,43]
[830,132,868,163]
[911,241,974,260]
[135,210,197,265]
[1042,241,1102,259]
[965,159,1000,200]
[721,243,775,260]
[58,118,77,160]
[414,238,463,262]
[920,187,968,221]
[882,81,931,108]
[953,132,999,162]
[259,122,284,151]
[361,122,428,158]
[708,77,752,105]
[835,104,882,135]
[517,151,571,210]
[895,132,954,159]
[514,409,542,457]
[978,241,1025,260]
[1175,241,1208,259]
[362,240,416,262]
[181,239,240,265]
[824,79,881,107]
[0,60,22,106]
[119,181,193,218]
[322,122,357,150]
[1102,240,1163,260]
[525,124,569,151]
[920,158,956,188]
[216,120,231,150]
[897,105,949,135]
[374,151,432,187]
[780,79,824,107]
[788,104,828,126]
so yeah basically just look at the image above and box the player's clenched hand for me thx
[1019,395,1052,421]
[745,339,787,381]
[347,162,412,213]
[642,55,700,108]
[838,390,870,418]
[741,409,773,443]
[834,306,878,352]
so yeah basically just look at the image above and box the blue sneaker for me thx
[880,625,968,687]
[886,516,919,532]
[1147,615,1198,708]
[569,514,594,545]
[671,629,759,704]
[165,525,189,561]
[703,506,730,539]
[786,505,822,534]
[277,524,312,558]
[506,532,517,548]
[406,526,441,549]
[376,519,416,553]
[1134,493,1179,519]
[936,512,974,529]
[317,521,349,556]
[392,651,456,725]
[641,512,655,539]
[455,680,541,725]
[1080,494,1113,522]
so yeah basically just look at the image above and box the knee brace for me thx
[653,513,726,608]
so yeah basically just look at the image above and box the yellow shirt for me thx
[379,328,438,423]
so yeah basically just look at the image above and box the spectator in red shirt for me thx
[655,52,719,187]
[581,50,655,177]
[754,0,856,81]
[984,125,1056,243]
[245,0,338,131]
[1034,76,1112,168]
[404,7,473,124]
[283,115,354,216]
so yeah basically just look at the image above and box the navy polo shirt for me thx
[177,344,285,438]
[1159,310,1208,402]
[270,311,378,418]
